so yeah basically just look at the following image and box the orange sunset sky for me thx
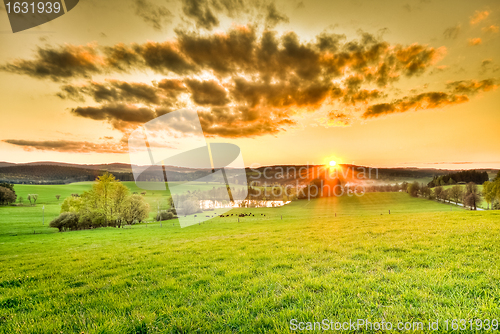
[0,0,499,169]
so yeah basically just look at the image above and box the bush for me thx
[78,212,106,230]
[49,213,79,232]
[156,210,175,221]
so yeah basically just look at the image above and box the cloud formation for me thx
[468,38,482,46]
[482,25,499,33]
[447,79,498,95]
[363,92,469,118]
[1,44,103,81]
[470,10,490,25]
[3,139,126,153]
[134,0,173,31]
[71,104,169,132]
[265,3,289,28]
[3,25,495,141]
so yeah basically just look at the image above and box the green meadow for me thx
[0,183,499,333]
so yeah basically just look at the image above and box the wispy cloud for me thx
[468,38,482,46]
[470,10,490,25]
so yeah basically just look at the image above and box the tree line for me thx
[428,170,489,188]
[408,181,482,210]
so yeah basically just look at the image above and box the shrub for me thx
[49,213,79,232]
[156,210,175,221]
[78,212,106,230]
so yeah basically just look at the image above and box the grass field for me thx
[2,182,243,236]
[1,184,499,333]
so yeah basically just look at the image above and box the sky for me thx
[0,0,499,169]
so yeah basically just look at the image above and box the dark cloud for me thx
[446,79,498,95]
[479,59,499,74]
[394,44,444,77]
[185,79,230,106]
[58,80,170,105]
[443,25,461,39]
[6,26,487,137]
[363,92,468,118]
[3,139,126,153]
[71,104,162,132]
[182,0,219,30]
[134,0,173,31]
[198,107,295,137]
[1,44,102,81]
[157,78,187,96]
[177,26,256,76]
[315,32,345,52]
[2,26,442,85]
[179,0,288,31]
[265,3,289,28]
[136,41,197,75]
[103,43,143,72]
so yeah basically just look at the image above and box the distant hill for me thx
[0,161,497,185]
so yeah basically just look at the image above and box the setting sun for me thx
[329,160,337,167]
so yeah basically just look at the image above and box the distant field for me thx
[1,191,499,333]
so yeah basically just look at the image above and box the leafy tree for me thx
[61,196,83,213]
[55,172,150,231]
[0,183,14,191]
[0,186,17,205]
[407,182,420,197]
[464,182,481,210]
[18,196,24,205]
[449,185,463,205]
[120,194,150,226]
[434,186,443,201]
[420,185,431,198]
[441,188,450,203]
